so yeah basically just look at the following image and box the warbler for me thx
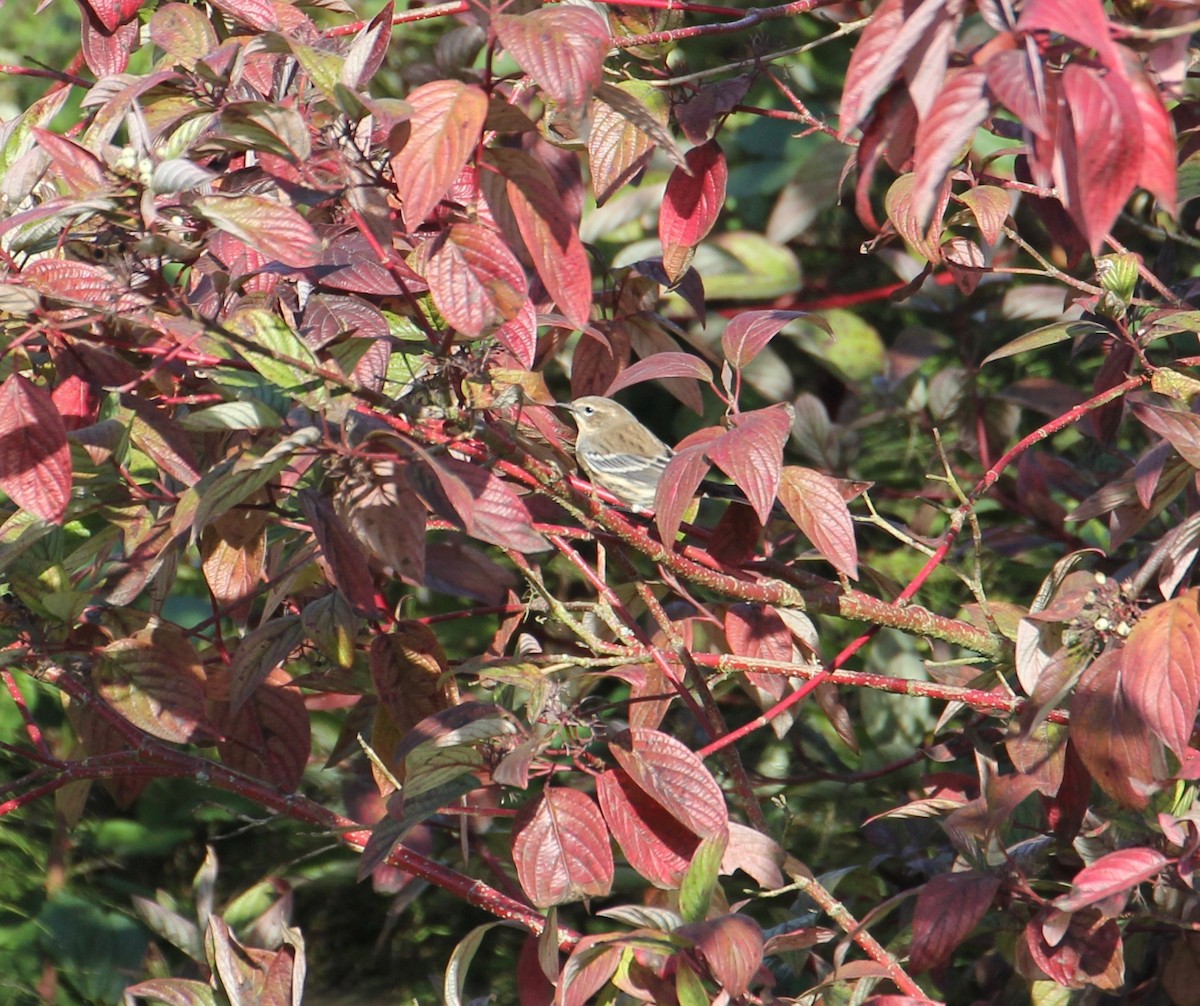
[561,396,674,509]
[562,395,778,515]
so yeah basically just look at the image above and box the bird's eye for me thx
[581,405,595,416]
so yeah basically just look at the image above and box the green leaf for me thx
[980,320,1110,365]
[177,400,283,431]
[679,833,727,923]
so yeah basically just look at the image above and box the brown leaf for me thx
[94,623,209,743]
[216,668,311,792]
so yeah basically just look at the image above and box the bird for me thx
[560,396,674,510]
[560,395,781,517]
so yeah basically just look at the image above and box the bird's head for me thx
[559,396,635,434]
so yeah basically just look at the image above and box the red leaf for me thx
[725,604,791,662]
[318,233,416,296]
[722,310,824,370]
[1121,51,1177,213]
[486,148,592,330]
[604,351,714,396]
[609,727,729,840]
[985,48,1048,139]
[390,80,488,228]
[911,66,990,227]
[707,406,791,525]
[909,871,1001,972]
[494,298,538,370]
[1132,402,1200,469]
[193,194,323,268]
[418,222,528,338]
[777,465,859,579]
[0,374,71,524]
[344,1,394,90]
[428,458,545,552]
[659,140,727,281]
[1017,0,1122,72]
[511,788,614,907]
[654,431,721,543]
[837,0,951,138]
[1054,847,1168,916]
[1059,63,1142,254]
[1121,594,1200,761]
[677,915,763,996]
[1070,648,1166,809]
[1024,908,1124,990]
[494,7,609,111]
[32,128,110,197]
[208,0,278,30]
[80,12,138,76]
[558,935,623,1006]
[596,768,698,888]
[80,0,127,32]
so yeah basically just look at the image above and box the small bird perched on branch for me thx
[561,396,674,510]
[561,395,779,516]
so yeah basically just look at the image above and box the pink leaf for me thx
[909,871,1001,972]
[722,310,825,369]
[720,822,784,889]
[344,1,394,90]
[80,13,138,78]
[494,298,538,369]
[0,374,71,524]
[390,80,488,228]
[707,405,791,525]
[609,727,729,840]
[511,788,614,907]
[777,466,859,579]
[418,222,528,338]
[1121,51,1177,213]
[1121,594,1200,762]
[1053,847,1169,915]
[494,7,609,111]
[1017,0,1122,72]
[208,0,278,30]
[604,352,714,396]
[659,140,727,281]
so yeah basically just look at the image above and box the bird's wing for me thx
[582,449,671,485]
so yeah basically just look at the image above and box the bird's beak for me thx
[554,401,578,416]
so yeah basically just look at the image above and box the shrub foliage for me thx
[1,0,1200,1002]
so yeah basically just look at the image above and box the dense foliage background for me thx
[1,0,1199,1003]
